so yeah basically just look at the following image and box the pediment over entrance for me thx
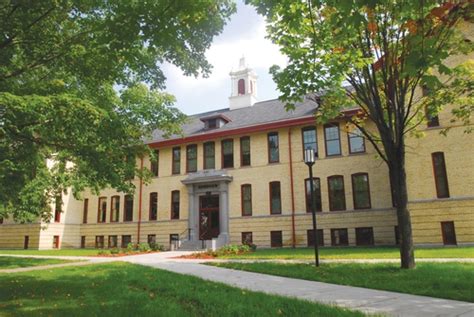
[181,170,233,185]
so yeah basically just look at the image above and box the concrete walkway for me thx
[1,252,473,316]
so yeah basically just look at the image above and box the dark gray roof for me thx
[146,97,318,143]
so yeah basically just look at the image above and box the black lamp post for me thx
[304,148,320,267]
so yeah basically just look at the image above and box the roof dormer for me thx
[200,114,231,130]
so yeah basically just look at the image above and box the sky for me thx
[161,1,286,115]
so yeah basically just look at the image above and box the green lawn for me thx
[219,246,474,259]
[0,256,73,269]
[0,262,367,317]
[211,262,474,302]
[0,249,105,257]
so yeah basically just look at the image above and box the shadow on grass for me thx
[0,262,365,317]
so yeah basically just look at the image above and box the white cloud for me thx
[162,4,286,114]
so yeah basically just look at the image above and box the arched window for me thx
[238,79,245,95]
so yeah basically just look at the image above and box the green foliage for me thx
[137,242,151,252]
[0,1,236,222]
[149,242,165,251]
[217,244,252,255]
[109,248,120,255]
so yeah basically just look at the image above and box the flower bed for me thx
[94,242,165,257]
[180,244,256,259]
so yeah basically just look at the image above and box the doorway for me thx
[199,195,220,240]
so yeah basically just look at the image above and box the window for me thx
[241,184,252,216]
[348,128,365,154]
[207,118,218,129]
[149,192,158,221]
[53,235,60,249]
[331,229,348,246]
[242,232,253,245]
[98,197,107,223]
[305,178,322,212]
[148,234,156,245]
[186,144,197,173]
[110,196,120,222]
[222,139,234,168]
[24,236,29,249]
[324,123,341,156]
[352,173,371,209]
[203,142,215,169]
[269,181,282,214]
[432,152,449,198]
[80,236,86,249]
[108,235,118,248]
[328,176,346,211]
[170,234,179,249]
[170,234,179,244]
[171,190,180,220]
[423,86,440,127]
[150,149,159,177]
[394,226,400,245]
[267,132,279,163]
[356,227,374,246]
[238,78,245,95]
[82,199,88,224]
[441,221,457,245]
[95,236,104,249]
[270,231,282,248]
[307,229,324,247]
[302,127,318,158]
[240,136,251,166]
[54,194,61,223]
[124,195,133,222]
[121,235,132,248]
[172,147,181,174]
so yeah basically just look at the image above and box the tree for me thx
[0,1,236,222]
[248,0,473,268]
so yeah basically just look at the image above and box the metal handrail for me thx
[179,228,191,241]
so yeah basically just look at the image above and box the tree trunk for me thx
[389,147,416,269]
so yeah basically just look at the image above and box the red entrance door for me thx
[199,195,220,240]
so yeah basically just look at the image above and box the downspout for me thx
[288,128,296,248]
[137,157,144,244]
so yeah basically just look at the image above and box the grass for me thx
[211,262,474,302]
[0,257,73,269]
[0,249,106,257]
[0,262,367,317]
[218,246,474,260]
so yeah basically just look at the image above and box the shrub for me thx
[110,248,120,254]
[216,244,252,256]
[149,242,165,251]
[137,242,151,252]
[97,250,108,256]
[127,242,136,252]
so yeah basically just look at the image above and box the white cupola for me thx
[228,57,258,110]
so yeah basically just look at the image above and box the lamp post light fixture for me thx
[304,148,320,267]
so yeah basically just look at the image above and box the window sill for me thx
[348,151,366,156]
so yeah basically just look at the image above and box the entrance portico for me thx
[182,170,232,246]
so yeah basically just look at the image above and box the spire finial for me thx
[239,55,246,69]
